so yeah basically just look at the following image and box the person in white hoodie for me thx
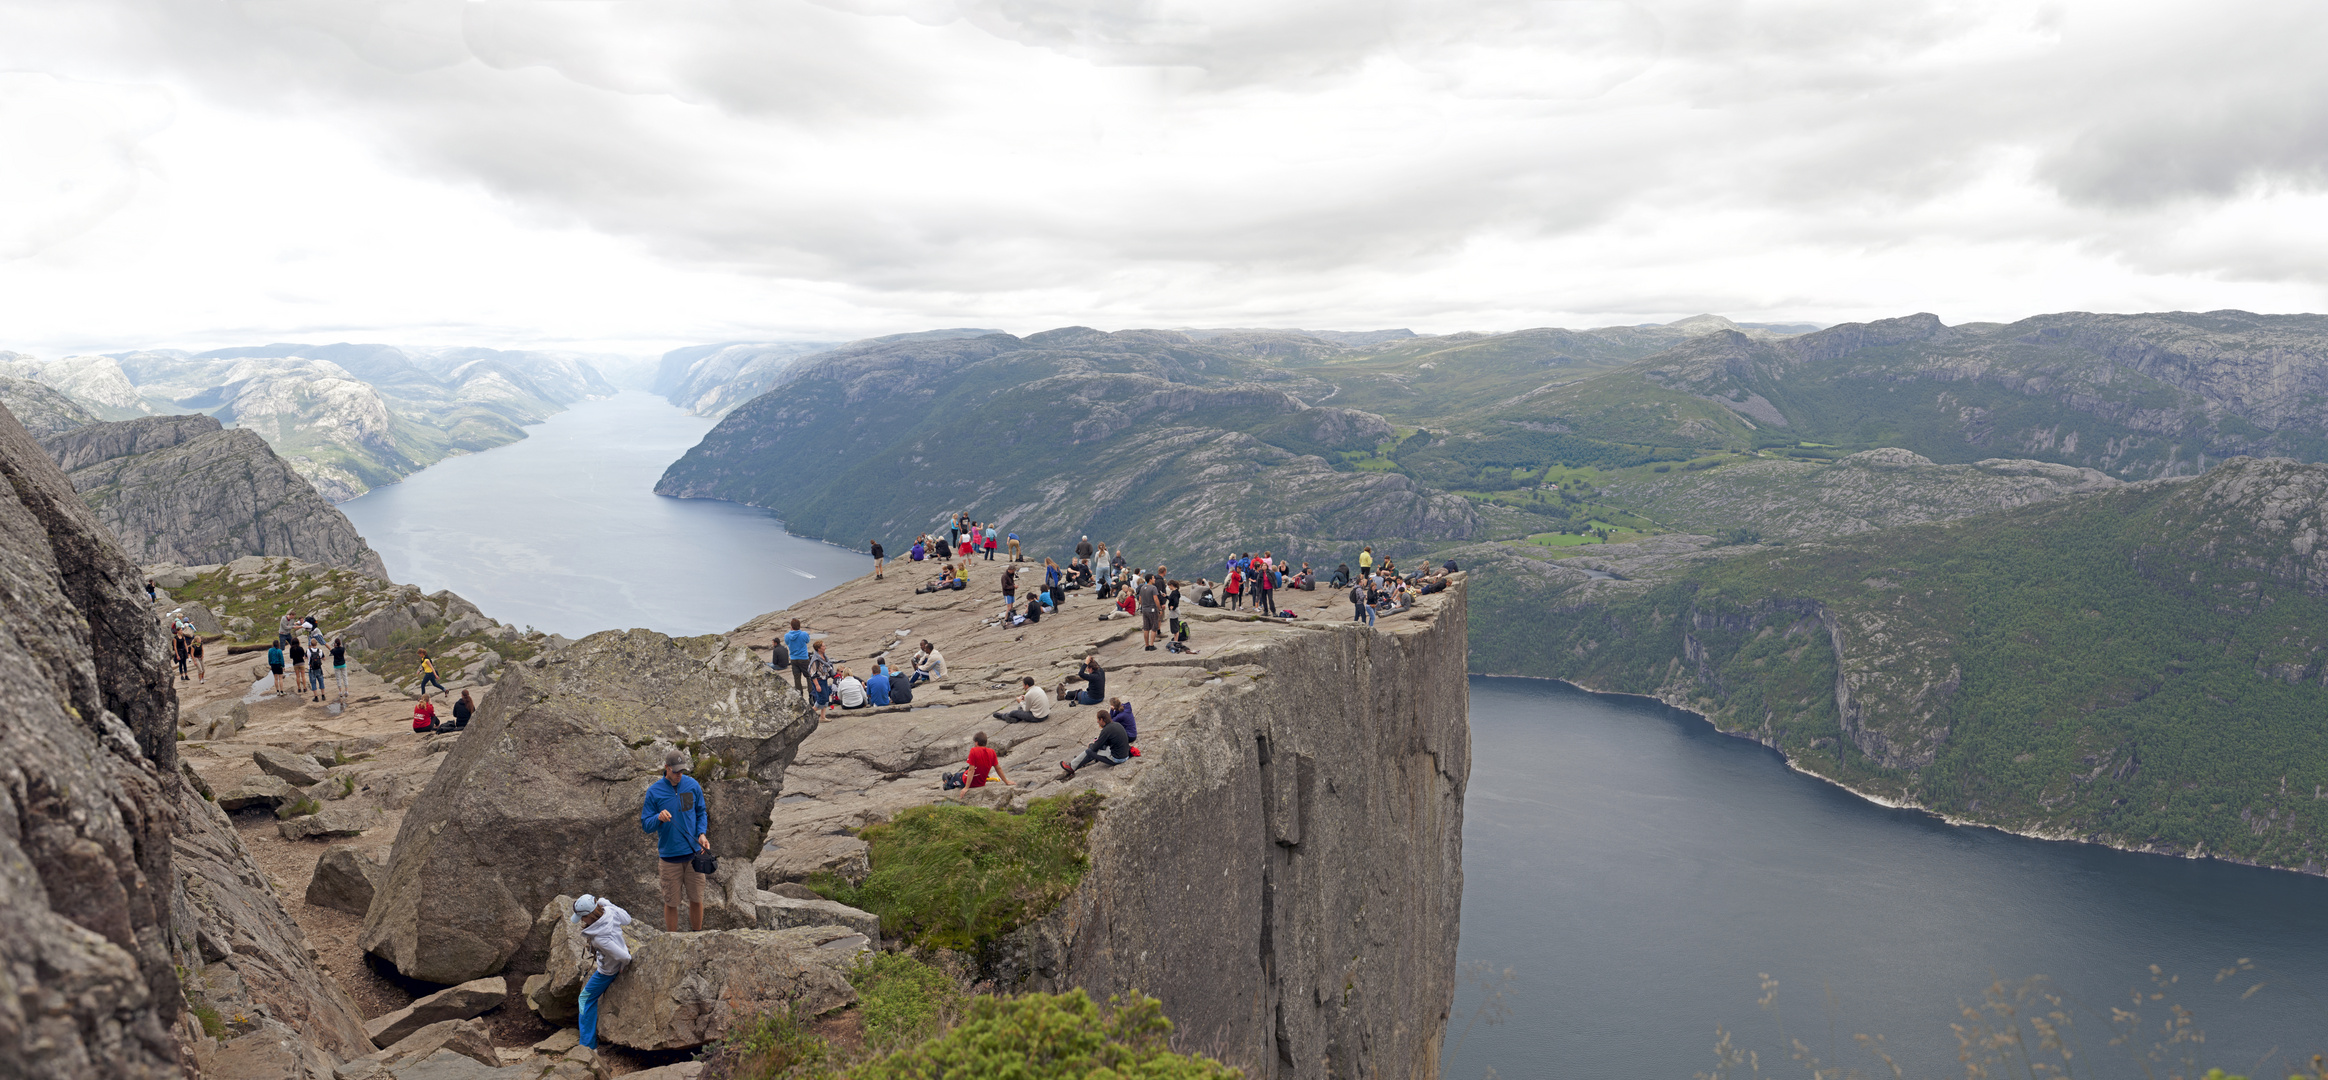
[571,894,634,1050]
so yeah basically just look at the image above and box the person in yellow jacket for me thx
[417,648,447,694]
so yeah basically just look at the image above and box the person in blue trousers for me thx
[571,893,633,1050]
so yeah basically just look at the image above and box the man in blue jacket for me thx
[640,750,710,931]
[782,618,813,693]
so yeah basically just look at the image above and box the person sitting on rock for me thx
[992,677,1050,724]
[449,690,476,731]
[412,694,437,732]
[570,894,634,1050]
[640,750,710,932]
[909,538,926,562]
[1057,655,1106,706]
[911,640,945,685]
[945,730,1012,790]
[1107,697,1138,743]
[1061,708,1133,776]
[867,664,893,707]
[888,663,915,704]
[830,666,870,714]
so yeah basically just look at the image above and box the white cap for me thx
[570,894,596,922]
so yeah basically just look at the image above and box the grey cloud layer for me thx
[3,0,2325,304]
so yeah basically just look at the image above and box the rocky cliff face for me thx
[1,374,98,437]
[1602,448,2121,539]
[41,414,388,577]
[732,567,1470,1079]
[0,403,369,1078]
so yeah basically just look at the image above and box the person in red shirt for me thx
[961,731,1010,789]
[412,695,438,733]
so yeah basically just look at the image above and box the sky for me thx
[1,0,2325,356]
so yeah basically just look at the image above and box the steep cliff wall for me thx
[41,414,387,577]
[0,403,371,1078]
[734,568,1469,1079]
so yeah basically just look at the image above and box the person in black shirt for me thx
[1055,654,1106,706]
[1061,709,1132,775]
[870,540,885,580]
[450,690,476,730]
[329,638,348,699]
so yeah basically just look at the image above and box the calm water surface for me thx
[1448,676,2328,1079]
[344,401,2328,1075]
[340,391,865,638]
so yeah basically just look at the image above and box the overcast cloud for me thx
[0,0,2323,353]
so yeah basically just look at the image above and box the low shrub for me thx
[716,1007,829,1080]
[849,952,964,1052]
[851,990,1239,1080]
[811,790,1103,951]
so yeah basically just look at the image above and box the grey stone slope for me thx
[0,373,97,437]
[41,413,388,576]
[1603,447,2122,539]
[0,400,370,1078]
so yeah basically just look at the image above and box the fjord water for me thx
[340,391,865,638]
[343,395,2328,1075]
[1447,676,2328,1080]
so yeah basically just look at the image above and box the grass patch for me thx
[852,990,1239,1080]
[190,1002,226,1040]
[275,796,321,820]
[712,1007,830,1080]
[849,952,965,1052]
[810,791,1104,952]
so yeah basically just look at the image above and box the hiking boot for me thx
[1059,761,1074,775]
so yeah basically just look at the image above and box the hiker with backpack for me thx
[641,750,711,932]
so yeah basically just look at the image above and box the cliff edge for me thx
[729,567,1470,1078]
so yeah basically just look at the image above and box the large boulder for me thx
[593,927,867,1050]
[307,847,384,915]
[754,892,881,940]
[366,976,509,1047]
[277,805,382,841]
[256,746,330,786]
[187,698,249,740]
[360,630,817,983]
[216,771,293,810]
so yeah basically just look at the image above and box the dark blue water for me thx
[340,391,866,638]
[1447,676,2328,1080]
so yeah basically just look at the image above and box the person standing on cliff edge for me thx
[641,750,710,932]
[783,618,812,692]
[869,539,885,581]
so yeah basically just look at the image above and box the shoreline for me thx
[1470,669,2328,882]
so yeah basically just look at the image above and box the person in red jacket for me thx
[412,695,438,732]
[963,731,1011,789]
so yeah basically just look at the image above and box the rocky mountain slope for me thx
[657,327,1482,570]
[7,342,619,500]
[0,404,372,1078]
[0,373,97,437]
[1460,456,2328,876]
[1600,447,2122,539]
[44,415,389,576]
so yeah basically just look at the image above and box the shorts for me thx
[270,663,284,675]
[659,856,705,907]
[1141,609,1161,632]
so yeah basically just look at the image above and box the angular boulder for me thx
[372,1018,498,1068]
[594,927,866,1050]
[188,698,249,741]
[307,847,384,915]
[278,805,382,841]
[366,976,509,1048]
[257,746,330,786]
[217,772,293,810]
[754,892,881,940]
[360,630,816,983]
[201,1019,339,1080]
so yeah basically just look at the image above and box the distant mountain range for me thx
[1,343,619,499]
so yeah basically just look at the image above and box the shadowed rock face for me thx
[40,414,388,577]
[360,629,819,985]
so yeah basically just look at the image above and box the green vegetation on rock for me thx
[811,790,1104,952]
[852,990,1240,1080]
[848,952,966,1052]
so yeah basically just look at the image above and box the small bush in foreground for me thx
[716,1007,829,1080]
[850,952,965,1052]
[851,990,1240,1080]
[811,790,1104,951]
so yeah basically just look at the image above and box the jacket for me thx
[640,775,708,858]
[581,903,635,976]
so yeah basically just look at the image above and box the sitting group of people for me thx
[412,689,476,733]
[775,620,951,720]
[958,654,1142,786]
[904,513,1015,570]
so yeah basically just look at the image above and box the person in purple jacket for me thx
[640,750,710,931]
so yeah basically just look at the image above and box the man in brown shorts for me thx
[1136,573,1163,651]
[639,750,710,931]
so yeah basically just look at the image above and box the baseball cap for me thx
[571,894,597,923]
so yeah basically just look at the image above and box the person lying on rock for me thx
[992,677,1050,724]
[1061,709,1132,776]
[1056,655,1106,706]
[641,750,711,931]
[571,894,634,1050]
